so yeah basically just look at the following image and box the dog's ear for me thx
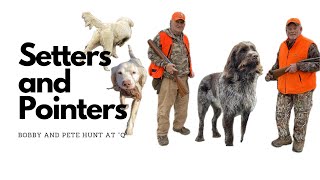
[137,66,147,87]
[126,18,134,27]
[223,45,239,83]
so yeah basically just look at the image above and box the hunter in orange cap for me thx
[265,17,320,153]
[286,18,301,26]
[148,11,194,146]
[171,12,185,21]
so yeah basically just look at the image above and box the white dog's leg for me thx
[99,29,114,71]
[83,31,100,61]
[101,59,110,71]
[125,100,140,135]
[112,44,118,58]
[120,94,129,109]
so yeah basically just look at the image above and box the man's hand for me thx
[285,63,297,73]
[165,63,178,74]
[189,71,195,78]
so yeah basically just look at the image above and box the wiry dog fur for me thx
[195,41,263,146]
[111,45,147,135]
[82,12,134,70]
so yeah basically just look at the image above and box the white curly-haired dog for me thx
[111,45,147,135]
[82,12,134,70]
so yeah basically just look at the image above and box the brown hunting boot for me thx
[173,127,190,135]
[271,136,292,147]
[292,141,304,153]
[157,135,169,146]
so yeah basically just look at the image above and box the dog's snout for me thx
[252,54,258,59]
[122,80,131,88]
[250,53,259,62]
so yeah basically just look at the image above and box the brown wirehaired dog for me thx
[195,41,263,146]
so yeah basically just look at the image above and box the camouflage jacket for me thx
[148,28,190,79]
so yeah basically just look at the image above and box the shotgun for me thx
[147,39,189,97]
[269,57,320,79]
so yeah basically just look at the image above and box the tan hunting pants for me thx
[157,76,189,136]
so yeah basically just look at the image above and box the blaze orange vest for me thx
[278,35,316,94]
[148,31,193,78]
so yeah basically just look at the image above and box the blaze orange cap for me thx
[172,12,185,21]
[286,18,301,26]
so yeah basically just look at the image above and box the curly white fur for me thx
[82,12,134,70]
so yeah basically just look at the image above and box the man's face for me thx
[286,23,302,41]
[171,19,185,35]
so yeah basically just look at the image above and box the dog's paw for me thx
[125,128,133,135]
[103,66,110,71]
[225,141,234,146]
[212,131,221,138]
[112,54,118,58]
[195,136,205,142]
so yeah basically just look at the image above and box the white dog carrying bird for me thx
[110,45,147,135]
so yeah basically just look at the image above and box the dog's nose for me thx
[122,80,131,88]
[252,54,258,59]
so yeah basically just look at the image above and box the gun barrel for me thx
[268,57,320,80]
[147,39,172,64]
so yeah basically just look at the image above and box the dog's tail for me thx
[82,12,105,30]
[128,45,136,59]
[128,45,143,66]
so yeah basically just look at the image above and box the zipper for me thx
[285,49,290,94]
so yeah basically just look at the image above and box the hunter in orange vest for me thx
[148,31,193,79]
[147,12,194,146]
[265,18,320,152]
[277,35,316,94]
